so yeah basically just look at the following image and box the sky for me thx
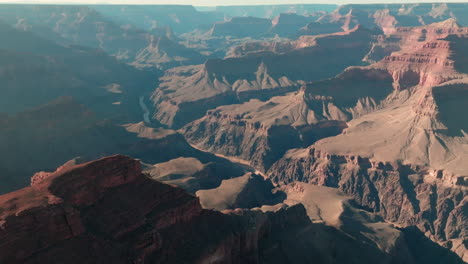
[0,0,466,6]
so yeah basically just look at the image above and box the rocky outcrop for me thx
[0,155,280,264]
[298,21,344,36]
[0,154,439,264]
[0,155,200,263]
[130,34,206,70]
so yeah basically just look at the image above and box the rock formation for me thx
[181,20,468,260]
[153,25,375,128]
[269,148,467,262]
[184,20,468,172]
[2,155,463,263]
[182,89,348,171]
[0,3,467,263]
[266,20,468,260]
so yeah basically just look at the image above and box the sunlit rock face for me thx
[0,155,436,264]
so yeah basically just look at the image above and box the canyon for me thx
[182,14,468,262]
[0,155,462,263]
[0,3,466,263]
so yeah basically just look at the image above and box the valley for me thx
[0,2,466,264]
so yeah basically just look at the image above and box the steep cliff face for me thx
[0,155,433,264]
[268,148,467,262]
[265,23,468,258]
[182,89,348,171]
[152,26,376,128]
[303,21,468,176]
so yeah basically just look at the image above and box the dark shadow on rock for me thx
[400,226,465,264]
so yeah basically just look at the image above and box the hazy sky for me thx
[0,0,466,6]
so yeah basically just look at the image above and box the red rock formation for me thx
[0,155,241,263]
[0,155,429,264]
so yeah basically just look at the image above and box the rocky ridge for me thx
[0,155,449,264]
[152,25,375,128]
